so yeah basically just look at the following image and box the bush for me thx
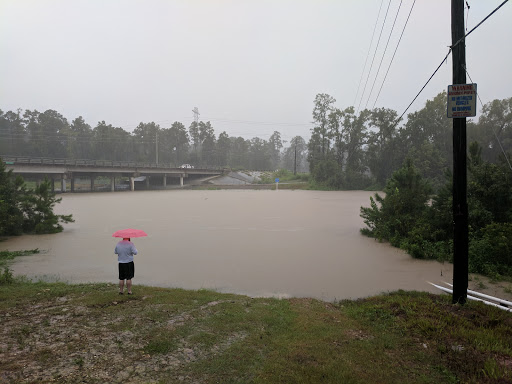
[360,159,432,244]
[0,267,14,285]
[469,223,512,277]
[312,159,343,189]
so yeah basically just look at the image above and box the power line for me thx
[389,49,452,131]
[451,0,509,51]
[200,116,313,127]
[388,0,510,131]
[353,0,385,107]
[463,64,512,171]
[372,0,417,108]
[357,0,392,113]
[365,0,404,110]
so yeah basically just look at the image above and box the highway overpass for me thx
[1,156,225,192]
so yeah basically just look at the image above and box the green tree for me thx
[92,121,133,161]
[360,159,432,246]
[282,136,307,173]
[133,122,160,163]
[201,134,217,167]
[0,160,26,235]
[161,122,190,166]
[308,94,336,170]
[0,109,28,156]
[249,137,271,170]
[336,107,370,188]
[230,137,250,169]
[69,116,93,159]
[22,178,74,234]
[198,122,216,166]
[24,110,70,158]
[366,108,400,186]
[468,97,512,163]
[267,131,283,170]
[399,92,452,184]
[217,132,231,167]
[189,122,200,151]
[312,158,342,189]
[468,142,512,225]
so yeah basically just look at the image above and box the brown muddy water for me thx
[2,190,454,301]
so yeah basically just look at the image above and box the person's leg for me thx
[119,279,125,294]
[127,279,132,294]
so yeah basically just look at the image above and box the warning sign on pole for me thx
[447,83,477,118]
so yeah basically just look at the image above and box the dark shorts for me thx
[118,262,134,280]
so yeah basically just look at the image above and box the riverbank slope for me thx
[1,281,511,383]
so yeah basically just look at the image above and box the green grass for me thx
[0,248,40,268]
[1,280,511,383]
[0,249,40,284]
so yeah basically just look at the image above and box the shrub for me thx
[469,223,512,277]
[0,267,14,285]
[360,159,432,244]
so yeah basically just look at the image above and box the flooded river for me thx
[2,190,453,301]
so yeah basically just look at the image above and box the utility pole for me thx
[294,144,297,175]
[155,131,159,165]
[451,0,468,304]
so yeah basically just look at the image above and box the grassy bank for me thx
[0,250,39,284]
[1,280,511,383]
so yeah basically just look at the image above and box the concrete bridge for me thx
[1,156,225,192]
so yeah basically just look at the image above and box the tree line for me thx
[323,92,512,279]
[308,92,512,191]
[307,91,512,278]
[2,92,512,277]
[0,110,309,172]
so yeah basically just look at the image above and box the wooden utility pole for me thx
[156,131,159,165]
[451,0,468,304]
[294,144,297,175]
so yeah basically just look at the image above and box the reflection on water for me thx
[2,190,452,301]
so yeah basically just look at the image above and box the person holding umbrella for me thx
[112,228,147,294]
[115,237,138,294]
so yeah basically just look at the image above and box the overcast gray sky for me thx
[1,0,511,143]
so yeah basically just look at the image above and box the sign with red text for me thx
[447,83,477,118]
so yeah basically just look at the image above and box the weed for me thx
[482,358,505,380]
[74,357,84,369]
[0,267,14,285]
[144,337,178,355]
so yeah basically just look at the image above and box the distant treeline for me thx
[0,110,308,173]
[1,92,511,188]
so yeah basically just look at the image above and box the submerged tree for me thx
[0,160,73,235]
[22,178,74,234]
[360,159,432,246]
[0,160,26,235]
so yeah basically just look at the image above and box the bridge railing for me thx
[1,155,226,171]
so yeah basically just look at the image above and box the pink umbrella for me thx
[112,228,148,238]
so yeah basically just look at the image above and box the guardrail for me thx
[1,156,226,171]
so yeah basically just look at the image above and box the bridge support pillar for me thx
[70,178,75,193]
[163,174,167,187]
[130,177,135,191]
[90,176,95,192]
[180,175,184,187]
[51,178,55,192]
[61,177,67,193]
[146,176,150,189]
[111,177,115,192]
